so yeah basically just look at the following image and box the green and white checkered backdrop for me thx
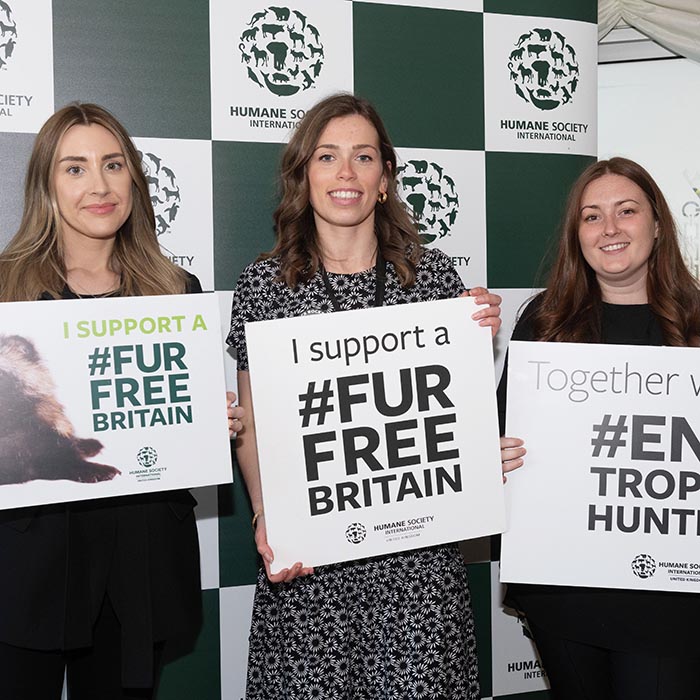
[0,1,597,697]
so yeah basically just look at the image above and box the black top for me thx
[0,273,203,686]
[497,295,700,656]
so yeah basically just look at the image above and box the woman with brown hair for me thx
[498,157,700,699]
[0,102,242,699]
[229,92,503,698]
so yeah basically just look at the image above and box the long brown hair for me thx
[264,93,422,287]
[0,102,188,301]
[530,157,700,345]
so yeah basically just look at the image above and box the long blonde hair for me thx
[0,102,188,301]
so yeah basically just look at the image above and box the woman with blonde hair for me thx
[0,102,241,699]
[229,92,504,699]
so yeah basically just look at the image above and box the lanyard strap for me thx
[320,249,386,312]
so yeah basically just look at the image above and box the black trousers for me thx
[530,622,699,700]
[0,597,164,700]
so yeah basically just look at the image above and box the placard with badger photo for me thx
[0,293,231,509]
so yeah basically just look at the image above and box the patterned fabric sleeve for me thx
[421,247,467,299]
[227,262,263,371]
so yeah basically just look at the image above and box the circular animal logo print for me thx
[507,27,579,111]
[345,522,366,545]
[0,2,18,71]
[136,446,158,469]
[239,6,324,96]
[631,553,656,579]
[139,151,181,237]
[397,159,459,244]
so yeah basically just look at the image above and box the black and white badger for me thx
[0,335,120,484]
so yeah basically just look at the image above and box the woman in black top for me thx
[0,103,242,699]
[498,157,700,700]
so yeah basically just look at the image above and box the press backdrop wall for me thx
[0,1,597,697]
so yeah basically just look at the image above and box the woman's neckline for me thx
[323,264,377,277]
[601,300,650,308]
[66,285,121,299]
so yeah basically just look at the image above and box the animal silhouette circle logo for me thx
[631,553,656,579]
[0,1,18,71]
[239,6,324,96]
[507,28,579,111]
[397,159,459,244]
[345,522,366,544]
[139,151,181,237]
[136,446,158,469]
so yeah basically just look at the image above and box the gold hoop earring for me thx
[377,192,388,204]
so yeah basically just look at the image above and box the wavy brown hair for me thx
[263,93,423,287]
[0,102,188,301]
[530,157,700,345]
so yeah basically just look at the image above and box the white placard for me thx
[0,294,232,509]
[246,297,505,573]
[502,340,700,592]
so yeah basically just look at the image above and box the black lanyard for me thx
[319,249,386,312]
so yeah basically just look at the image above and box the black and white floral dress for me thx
[228,247,480,700]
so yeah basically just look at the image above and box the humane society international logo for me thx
[507,27,579,111]
[131,445,165,483]
[136,446,158,469]
[0,1,18,72]
[631,553,656,579]
[397,160,459,245]
[239,6,324,97]
[345,522,367,544]
[139,151,181,237]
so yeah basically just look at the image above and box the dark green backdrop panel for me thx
[52,0,211,139]
[486,152,594,288]
[213,140,281,290]
[218,456,260,588]
[468,562,492,698]
[353,3,484,150]
[484,0,596,23]
[159,588,221,699]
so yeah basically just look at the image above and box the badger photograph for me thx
[0,334,120,485]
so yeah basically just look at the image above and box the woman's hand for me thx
[500,436,525,483]
[254,513,314,583]
[226,390,244,437]
[465,287,502,337]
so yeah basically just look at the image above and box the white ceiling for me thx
[599,20,680,63]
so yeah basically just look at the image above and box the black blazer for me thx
[0,274,204,687]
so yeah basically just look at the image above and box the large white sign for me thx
[490,562,549,696]
[210,0,353,143]
[395,147,486,289]
[484,13,597,155]
[246,297,505,574]
[0,294,232,509]
[135,138,215,290]
[501,340,700,592]
[0,0,55,133]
